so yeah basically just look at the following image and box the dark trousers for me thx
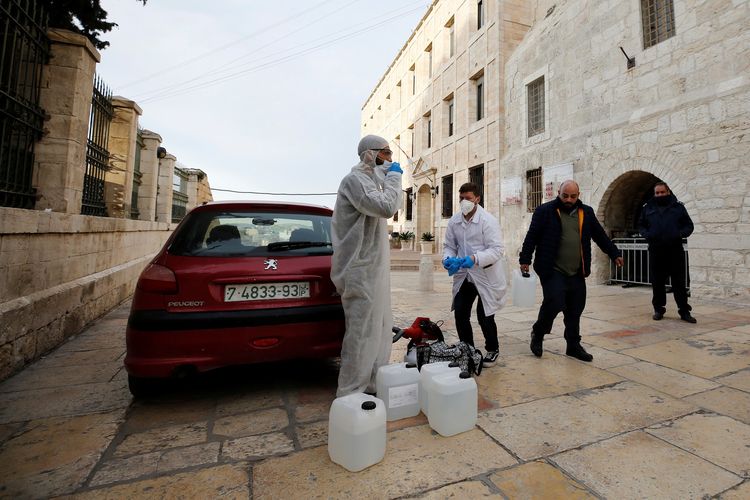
[532,271,587,345]
[453,279,498,352]
[650,244,691,315]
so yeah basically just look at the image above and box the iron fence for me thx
[609,237,690,293]
[130,127,143,219]
[81,74,113,216]
[0,0,49,209]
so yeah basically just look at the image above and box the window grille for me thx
[427,116,432,148]
[477,0,485,29]
[441,175,453,217]
[476,76,484,121]
[448,99,454,137]
[81,75,113,216]
[406,188,413,221]
[171,167,188,222]
[469,165,484,206]
[640,0,675,48]
[527,76,545,137]
[130,128,144,219]
[526,167,542,212]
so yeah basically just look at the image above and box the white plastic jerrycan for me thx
[376,362,421,421]
[427,371,477,437]
[512,268,538,308]
[419,361,461,417]
[328,393,386,472]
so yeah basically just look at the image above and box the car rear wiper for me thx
[267,241,333,251]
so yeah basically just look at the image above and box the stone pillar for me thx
[156,154,175,223]
[186,171,199,211]
[33,29,100,214]
[138,130,161,221]
[418,243,434,291]
[105,97,142,218]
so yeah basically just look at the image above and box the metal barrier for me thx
[81,74,113,216]
[609,237,690,293]
[130,128,143,219]
[0,0,49,209]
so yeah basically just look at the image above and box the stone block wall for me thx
[0,208,171,381]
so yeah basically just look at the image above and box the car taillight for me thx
[138,264,178,294]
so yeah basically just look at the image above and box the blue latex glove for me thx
[447,258,461,276]
[387,162,403,174]
[442,257,453,270]
[459,255,475,269]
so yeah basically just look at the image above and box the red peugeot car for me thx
[125,201,345,397]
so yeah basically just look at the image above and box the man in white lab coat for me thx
[443,182,507,367]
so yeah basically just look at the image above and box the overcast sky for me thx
[97,0,429,208]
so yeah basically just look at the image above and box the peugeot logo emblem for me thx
[264,258,278,270]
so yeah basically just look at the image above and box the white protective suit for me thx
[331,135,403,397]
[443,204,507,315]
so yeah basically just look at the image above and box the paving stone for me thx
[647,413,750,478]
[572,381,697,428]
[414,480,498,498]
[89,451,160,486]
[157,442,221,473]
[489,461,595,499]
[0,381,130,424]
[114,422,208,457]
[0,411,123,498]
[609,361,721,397]
[123,398,215,433]
[40,347,125,367]
[684,387,750,424]
[552,431,742,498]
[621,337,750,378]
[718,480,750,499]
[476,354,622,408]
[252,425,517,498]
[215,390,284,417]
[221,431,295,461]
[0,363,119,393]
[213,407,289,438]
[542,338,638,368]
[696,329,750,344]
[294,401,330,423]
[478,395,628,460]
[63,463,249,499]
[296,420,328,449]
[0,421,22,444]
[716,369,750,392]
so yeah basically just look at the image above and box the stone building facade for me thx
[364,0,749,304]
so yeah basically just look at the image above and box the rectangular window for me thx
[477,0,485,30]
[447,17,455,57]
[526,167,542,212]
[410,64,416,95]
[469,165,484,206]
[640,0,675,48]
[527,76,545,137]
[447,98,454,137]
[441,175,453,218]
[426,44,433,78]
[406,188,413,221]
[409,125,415,157]
[475,75,484,121]
[427,116,432,148]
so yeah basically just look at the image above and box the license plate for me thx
[224,282,310,302]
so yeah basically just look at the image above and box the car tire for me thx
[127,375,161,399]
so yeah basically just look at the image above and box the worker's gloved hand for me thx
[387,162,402,174]
[442,257,454,270]
[459,255,475,269]
[447,258,461,276]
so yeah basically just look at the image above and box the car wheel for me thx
[127,375,161,399]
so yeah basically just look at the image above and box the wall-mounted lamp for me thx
[619,46,635,70]
[430,186,439,198]
[157,146,167,159]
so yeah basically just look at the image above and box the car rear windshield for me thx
[169,210,333,257]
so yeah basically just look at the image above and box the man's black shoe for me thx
[566,344,593,362]
[653,311,664,321]
[530,332,543,357]
[680,313,697,324]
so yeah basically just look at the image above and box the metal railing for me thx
[130,128,143,219]
[0,0,49,209]
[609,237,690,292]
[171,191,187,222]
[81,74,113,216]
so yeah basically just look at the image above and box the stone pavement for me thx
[0,270,749,499]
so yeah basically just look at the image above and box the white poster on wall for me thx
[542,163,574,201]
[501,177,522,206]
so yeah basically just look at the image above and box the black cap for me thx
[448,362,460,368]
[361,401,377,411]
[459,371,471,379]
[406,362,417,368]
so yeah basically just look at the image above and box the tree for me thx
[46,0,147,50]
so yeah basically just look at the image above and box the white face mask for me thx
[460,199,476,216]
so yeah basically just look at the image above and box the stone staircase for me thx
[390,248,443,271]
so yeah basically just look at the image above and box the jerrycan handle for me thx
[522,272,530,278]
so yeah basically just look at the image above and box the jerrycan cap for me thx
[361,401,377,411]
[406,362,417,369]
[448,362,460,368]
[459,371,471,379]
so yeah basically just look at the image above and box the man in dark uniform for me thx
[519,180,623,361]
[637,182,696,323]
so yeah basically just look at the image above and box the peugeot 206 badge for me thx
[264,258,278,270]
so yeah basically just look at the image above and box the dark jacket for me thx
[519,198,621,279]
[637,194,694,248]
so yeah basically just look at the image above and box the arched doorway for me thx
[416,183,432,240]
[594,170,662,282]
